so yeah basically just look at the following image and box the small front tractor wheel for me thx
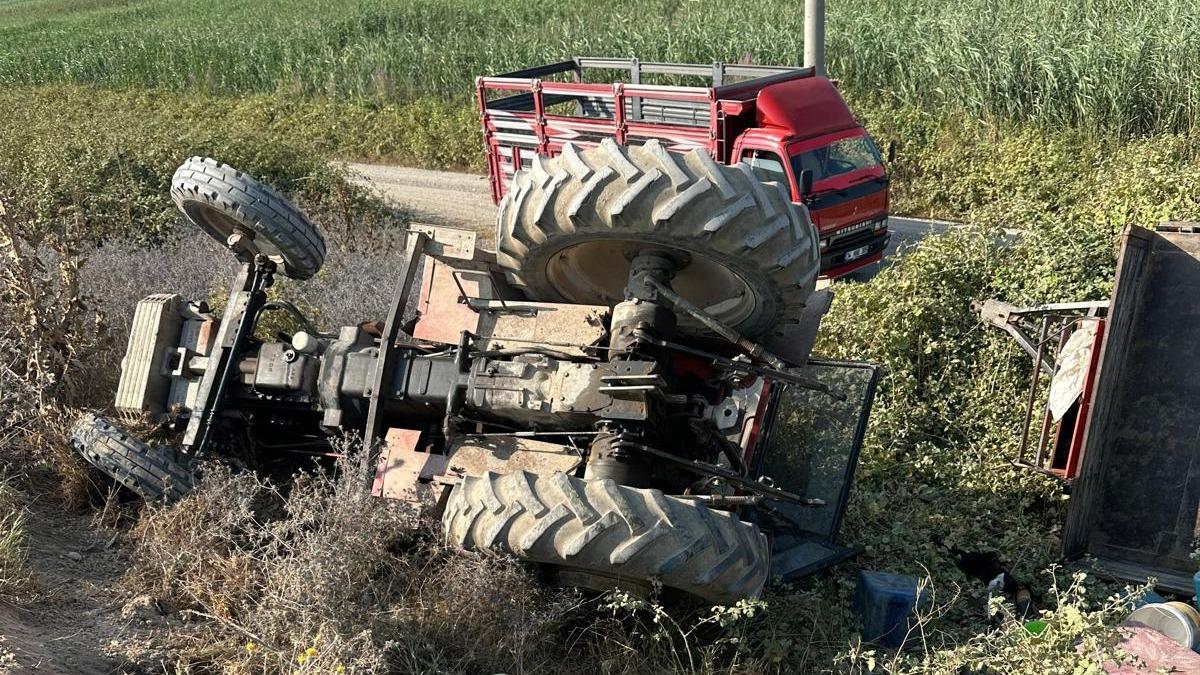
[171,157,326,280]
[442,470,770,605]
[70,413,196,503]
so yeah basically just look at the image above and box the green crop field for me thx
[1,0,1199,135]
[3,0,1200,236]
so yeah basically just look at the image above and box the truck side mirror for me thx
[799,169,814,198]
[886,140,897,164]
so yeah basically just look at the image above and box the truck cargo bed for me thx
[477,57,814,202]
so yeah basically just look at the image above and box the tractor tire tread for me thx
[70,413,196,503]
[495,139,819,338]
[442,470,769,605]
[170,157,325,280]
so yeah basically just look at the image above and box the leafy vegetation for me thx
[823,219,1110,556]
[925,570,1141,675]
[3,82,1199,251]
[867,103,1200,230]
[0,85,417,246]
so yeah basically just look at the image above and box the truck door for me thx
[740,147,798,201]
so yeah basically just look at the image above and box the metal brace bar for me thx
[642,276,792,370]
[1016,315,1050,468]
[629,57,642,121]
[975,298,1110,375]
[363,231,428,455]
[619,439,825,507]
[630,328,842,399]
[448,268,531,314]
[182,259,274,455]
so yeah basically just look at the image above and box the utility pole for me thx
[804,0,826,76]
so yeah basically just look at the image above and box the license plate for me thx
[844,245,870,262]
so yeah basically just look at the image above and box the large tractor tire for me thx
[171,157,326,280]
[442,470,770,605]
[70,413,196,503]
[495,139,819,339]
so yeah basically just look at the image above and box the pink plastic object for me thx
[1102,624,1200,674]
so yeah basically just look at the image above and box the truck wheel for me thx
[70,413,196,503]
[171,157,326,280]
[442,470,769,605]
[495,139,819,339]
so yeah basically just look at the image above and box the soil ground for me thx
[346,163,498,245]
[0,484,126,673]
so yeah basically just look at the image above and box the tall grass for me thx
[1,0,1198,136]
[0,479,27,596]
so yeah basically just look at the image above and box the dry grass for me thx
[0,194,94,601]
[0,479,27,597]
[120,444,777,673]
[123,449,579,672]
[0,196,106,504]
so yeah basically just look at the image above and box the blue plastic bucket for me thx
[853,571,929,648]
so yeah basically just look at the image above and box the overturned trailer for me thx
[980,224,1200,594]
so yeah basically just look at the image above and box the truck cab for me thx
[477,58,891,278]
[737,77,890,276]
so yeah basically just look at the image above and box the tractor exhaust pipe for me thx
[804,0,826,76]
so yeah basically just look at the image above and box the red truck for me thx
[477,57,891,278]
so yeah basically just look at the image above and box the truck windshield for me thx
[790,135,882,186]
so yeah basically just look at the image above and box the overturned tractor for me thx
[72,142,877,604]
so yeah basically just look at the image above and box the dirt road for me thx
[348,164,497,244]
[0,485,129,674]
[345,163,956,276]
